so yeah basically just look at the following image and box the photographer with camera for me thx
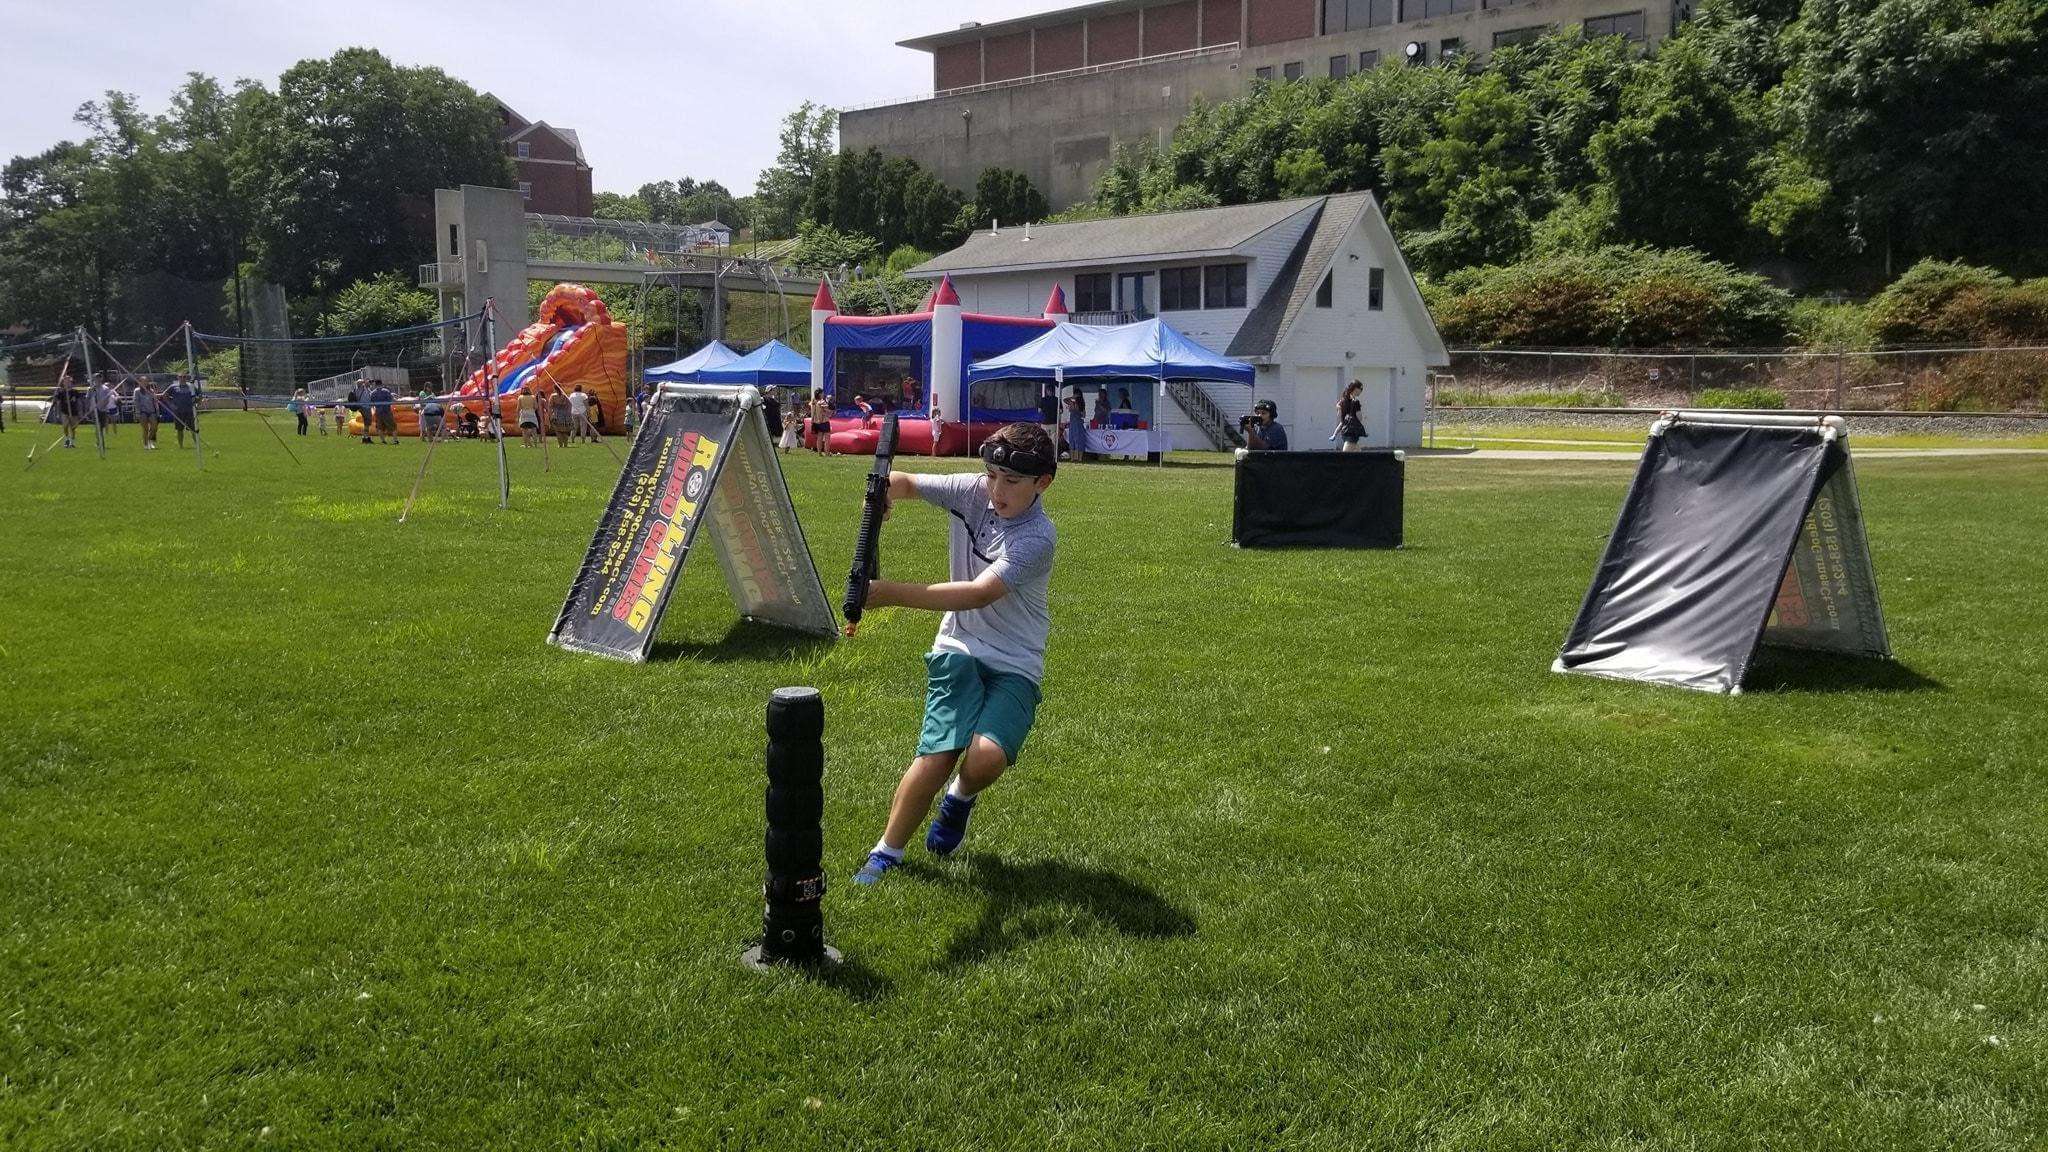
[1240,398,1288,450]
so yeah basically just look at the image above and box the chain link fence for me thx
[1439,346,2048,413]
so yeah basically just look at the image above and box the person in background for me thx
[91,373,117,443]
[1336,380,1367,451]
[1093,384,1110,423]
[588,394,606,440]
[548,386,572,449]
[810,392,833,456]
[930,401,944,455]
[370,380,400,444]
[567,384,591,443]
[134,376,160,450]
[1063,392,1088,463]
[1242,398,1288,450]
[516,386,539,447]
[165,374,198,448]
[289,387,310,435]
[420,389,445,442]
[314,397,330,436]
[1037,382,1059,446]
[762,386,783,448]
[52,369,80,448]
[778,390,800,453]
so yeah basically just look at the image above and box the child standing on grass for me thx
[850,422,1060,885]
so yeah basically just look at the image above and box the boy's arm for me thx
[864,570,1008,613]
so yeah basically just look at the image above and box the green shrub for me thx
[1786,298,1874,351]
[1435,387,1626,407]
[1899,353,2048,412]
[1433,246,1792,348]
[1696,387,1787,409]
[1867,260,2048,346]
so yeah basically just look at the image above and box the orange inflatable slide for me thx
[347,284,630,436]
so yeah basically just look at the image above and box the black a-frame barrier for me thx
[1555,411,1890,694]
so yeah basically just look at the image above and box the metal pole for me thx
[80,328,106,458]
[183,322,203,470]
[487,301,508,507]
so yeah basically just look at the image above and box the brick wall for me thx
[1246,0,1314,44]
[1035,21,1085,71]
[1144,1,1200,52]
[519,162,590,217]
[1088,10,1141,62]
[984,30,1033,81]
[1202,0,1242,44]
[935,41,980,90]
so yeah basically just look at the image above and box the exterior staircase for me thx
[1166,379,1243,450]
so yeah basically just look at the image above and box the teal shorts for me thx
[917,651,1042,765]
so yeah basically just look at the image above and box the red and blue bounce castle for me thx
[809,275,1059,456]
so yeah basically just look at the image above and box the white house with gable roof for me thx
[907,192,1446,449]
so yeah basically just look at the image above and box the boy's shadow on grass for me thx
[908,852,1196,970]
[1746,649,1942,695]
[649,619,836,665]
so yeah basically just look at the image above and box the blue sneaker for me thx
[926,793,977,858]
[853,850,901,886]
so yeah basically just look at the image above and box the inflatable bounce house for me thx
[349,284,630,436]
[811,275,1056,455]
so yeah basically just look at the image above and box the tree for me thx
[1384,72,1547,274]
[235,48,511,323]
[318,272,436,336]
[789,220,880,273]
[1778,0,2048,272]
[754,102,836,239]
[970,168,1048,227]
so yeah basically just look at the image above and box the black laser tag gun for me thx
[842,412,899,636]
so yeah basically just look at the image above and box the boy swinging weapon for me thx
[841,411,898,636]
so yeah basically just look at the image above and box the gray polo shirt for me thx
[914,471,1056,683]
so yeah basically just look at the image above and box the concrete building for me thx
[907,190,1447,448]
[841,0,1679,208]
[491,97,594,217]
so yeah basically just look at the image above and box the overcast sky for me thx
[1,0,1049,196]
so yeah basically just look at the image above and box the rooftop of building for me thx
[910,195,1335,277]
[900,0,1166,50]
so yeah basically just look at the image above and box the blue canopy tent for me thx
[643,340,739,382]
[696,339,812,388]
[967,319,1254,459]
[966,318,1254,387]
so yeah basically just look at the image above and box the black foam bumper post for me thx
[746,686,839,970]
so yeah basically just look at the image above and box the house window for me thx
[518,182,532,201]
[1316,272,1334,308]
[1204,263,1247,309]
[1369,267,1385,311]
[1254,65,1275,81]
[1492,25,1548,47]
[1329,54,1351,79]
[1409,0,1474,17]
[1160,266,1203,311]
[1359,50,1380,70]
[1583,10,1647,41]
[1282,61,1305,81]
[1074,273,1112,313]
[516,142,530,159]
[1326,0,1396,31]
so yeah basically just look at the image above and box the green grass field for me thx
[4,415,2044,1149]
[1429,422,2048,452]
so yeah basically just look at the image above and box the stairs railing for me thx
[1165,379,1242,450]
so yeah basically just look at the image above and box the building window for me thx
[447,224,459,257]
[1409,0,1474,17]
[1369,267,1385,311]
[1326,0,1396,31]
[1583,10,1647,41]
[1204,263,1247,309]
[1255,65,1275,81]
[1282,61,1304,81]
[1492,25,1549,47]
[1316,272,1334,308]
[1484,0,1531,6]
[1329,54,1351,79]
[1160,266,1203,311]
[516,142,530,159]
[1440,37,1465,59]
[1075,273,1112,313]
[1359,50,1380,69]
[518,181,532,201]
